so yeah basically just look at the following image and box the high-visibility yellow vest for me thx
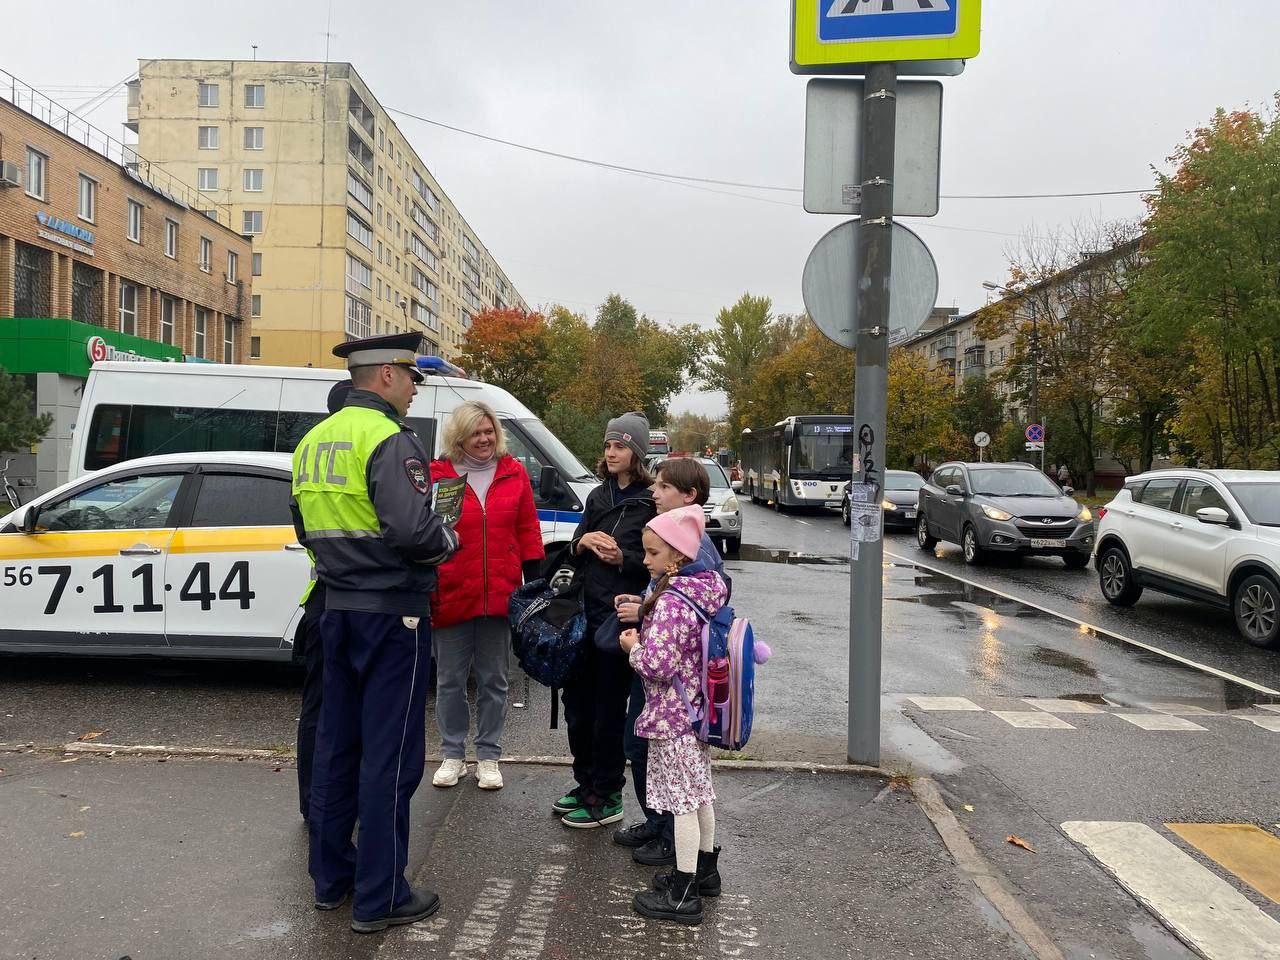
[291,405,401,542]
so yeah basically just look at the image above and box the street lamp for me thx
[982,280,1039,435]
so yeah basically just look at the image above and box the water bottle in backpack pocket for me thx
[667,590,771,752]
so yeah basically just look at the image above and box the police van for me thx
[69,359,597,547]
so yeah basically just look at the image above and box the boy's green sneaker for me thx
[561,792,624,829]
[552,787,586,815]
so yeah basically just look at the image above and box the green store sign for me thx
[0,317,183,378]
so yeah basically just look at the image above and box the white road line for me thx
[885,550,1280,698]
[990,711,1075,729]
[908,696,983,712]
[1114,714,1207,732]
[1243,715,1280,732]
[1022,698,1105,714]
[795,519,811,525]
[1061,820,1280,960]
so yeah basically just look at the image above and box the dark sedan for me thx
[842,469,925,530]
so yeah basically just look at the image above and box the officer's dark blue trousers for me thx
[309,609,431,923]
[295,591,325,820]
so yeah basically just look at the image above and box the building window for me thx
[345,253,373,298]
[223,318,235,363]
[349,130,374,173]
[244,84,265,108]
[376,202,382,226]
[118,282,137,335]
[347,168,373,211]
[25,147,46,200]
[197,167,218,191]
[244,126,264,150]
[161,296,177,346]
[410,234,438,271]
[165,219,179,259]
[195,307,208,358]
[251,294,262,317]
[345,295,372,339]
[376,240,383,263]
[199,236,213,272]
[243,168,264,192]
[198,126,219,149]
[198,82,219,107]
[77,174,97,222]
[346,212,373,249]
[250,336,261,359]
[251,252,262,277]
[71,262,103,326]
[227,251,238,283]
[411,300,438,332]
[242,210,263,234]
[126,199,143,243]
[13,243,51,316]
[348,89,375,135]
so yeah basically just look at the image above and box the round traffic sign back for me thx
[1025,423,1045,442]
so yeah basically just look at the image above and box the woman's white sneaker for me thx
[476,760,503,790]
[432,758,467,788]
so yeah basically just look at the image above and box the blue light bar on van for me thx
[415,356,468,378]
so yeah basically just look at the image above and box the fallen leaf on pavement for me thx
[79,805,91,812]
[1006,835,1036,853]
[69,831,85,838]
[76,731,107,742]
[58,757,80,764]
[963,804,975,812]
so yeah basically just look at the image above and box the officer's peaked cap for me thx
[333,332,424,383]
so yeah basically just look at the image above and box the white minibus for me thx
[70,360,597,548]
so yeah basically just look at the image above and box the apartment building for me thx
[0,71,251,495]
[904,309,1018,403]
[127,60,527,369]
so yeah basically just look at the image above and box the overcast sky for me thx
[6,2,1279,417]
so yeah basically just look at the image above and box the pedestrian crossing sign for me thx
[791,0,981,76]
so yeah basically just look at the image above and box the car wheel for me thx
[1097,545,1142,606]
[916,514,937,551]
[962,525,985,566]
[773,492,786,514]
[841,497,851,526]
[1234,574,1280,649]
[1063,553,1089,570]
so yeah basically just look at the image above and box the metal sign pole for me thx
[848,61,896,766]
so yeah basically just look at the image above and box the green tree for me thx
[702,294,777,433]
[949,377,1006,460]
[1135,100,1280,467]
[0,366,53,454]
[886,350,960,469]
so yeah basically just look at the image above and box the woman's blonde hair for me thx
[442,400,506,461]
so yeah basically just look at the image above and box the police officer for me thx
[290,333,459,934]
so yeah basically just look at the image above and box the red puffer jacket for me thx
[429,455,544,630]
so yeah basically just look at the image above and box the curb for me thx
[912,777,1064,960]
[57,741,888,776]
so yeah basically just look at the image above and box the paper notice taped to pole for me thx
[848,501,881,542]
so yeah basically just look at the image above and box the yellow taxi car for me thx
[0,452,310,660]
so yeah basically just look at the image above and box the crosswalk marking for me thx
[1062,821,1280,960]
[908,696,983,711]
[1259,704,1280,715]
[1246,715,1280,732]
[991,711,1075,729]
[1114,713,1208,731]
[1021,698,1104,714]
[1140,702,1221,716]
[1166,823,1280,905]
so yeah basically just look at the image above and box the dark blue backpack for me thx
[508,578,586,727]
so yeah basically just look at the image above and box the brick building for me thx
[0,72,252,495]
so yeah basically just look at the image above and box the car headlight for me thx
[981,505,1013,521]
[881,499,895,510]
[1076,505,1092,522]
[722,495,739,512]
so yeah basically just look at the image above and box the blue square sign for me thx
[818,0,959,44]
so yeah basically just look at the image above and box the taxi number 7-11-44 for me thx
[1,561,256,615]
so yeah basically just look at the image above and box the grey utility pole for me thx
[848,61,897,766]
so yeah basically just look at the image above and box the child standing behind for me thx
[619,506,727,926]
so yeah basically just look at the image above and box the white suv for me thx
[1094,469,1280,648]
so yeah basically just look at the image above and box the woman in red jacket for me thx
[429,400,544,791]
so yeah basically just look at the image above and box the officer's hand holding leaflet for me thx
[369,429,460,566]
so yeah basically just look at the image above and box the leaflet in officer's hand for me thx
[431,475,468,526]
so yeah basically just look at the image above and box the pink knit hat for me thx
[645,505,705,561]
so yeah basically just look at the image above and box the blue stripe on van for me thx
[537,509,584,525]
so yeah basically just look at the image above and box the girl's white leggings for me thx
[674,803,716,873]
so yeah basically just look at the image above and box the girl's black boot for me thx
[633,869,703,925]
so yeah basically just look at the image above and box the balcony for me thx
[125,79,140,132]
[936,344,956,361]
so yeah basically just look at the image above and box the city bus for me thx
[740,415,855,511]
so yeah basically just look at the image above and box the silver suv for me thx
[1095,469,1280,648]
[916,461,1094,567]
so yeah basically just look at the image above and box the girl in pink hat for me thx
[619,505,728,926]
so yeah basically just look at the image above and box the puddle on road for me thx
[731,545,847,565]
[1031,645,1099,678]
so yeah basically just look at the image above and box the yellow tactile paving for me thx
[1167,823,1280,904]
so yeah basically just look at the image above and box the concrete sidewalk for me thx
[0,750,1031,960]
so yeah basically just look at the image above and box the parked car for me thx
[915,461,1093,567]
[842,469,924,529]
[650,455,742,555]
[0,452,311,660]
[1094,469,1280,648]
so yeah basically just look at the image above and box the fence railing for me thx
[1,68,232,230]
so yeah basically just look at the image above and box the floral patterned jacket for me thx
[628,569,728,741]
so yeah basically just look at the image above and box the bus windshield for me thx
[790,423,855,477]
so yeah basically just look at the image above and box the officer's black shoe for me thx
[633,870,702,925]
[314,889,351,911]
[613,820,657,848]
[632,835,676,866]
[350,888,441,934]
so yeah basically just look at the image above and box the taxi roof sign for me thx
[791,0,981,76]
